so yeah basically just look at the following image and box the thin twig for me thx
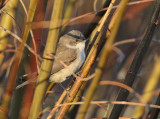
[20,0,40,73]
[0,26,42,60]
[52,100,160,110]
[29,0,154,30]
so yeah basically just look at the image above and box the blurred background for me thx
[0,0,160,118]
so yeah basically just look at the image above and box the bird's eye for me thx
[76,39,79,42]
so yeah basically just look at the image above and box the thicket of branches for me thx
[0,0,160,119]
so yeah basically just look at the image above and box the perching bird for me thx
[49,30,87,83]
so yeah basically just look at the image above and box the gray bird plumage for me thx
[49,30,87,83]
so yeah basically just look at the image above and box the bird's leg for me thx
[76,71,81,77]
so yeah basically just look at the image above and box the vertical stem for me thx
[19,1,45,119]
[0,0,18,65]
[28,0,65,118]
[77,0,130,119]
[0,0,38,118]
[109,1,160,118]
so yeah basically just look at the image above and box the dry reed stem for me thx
[77,0,130,118]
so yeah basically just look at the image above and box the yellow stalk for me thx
[133,57,160,118]
[28,0,65,118]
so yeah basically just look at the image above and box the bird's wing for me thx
[51,44,77,74]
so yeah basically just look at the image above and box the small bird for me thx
[49,30,87,83]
